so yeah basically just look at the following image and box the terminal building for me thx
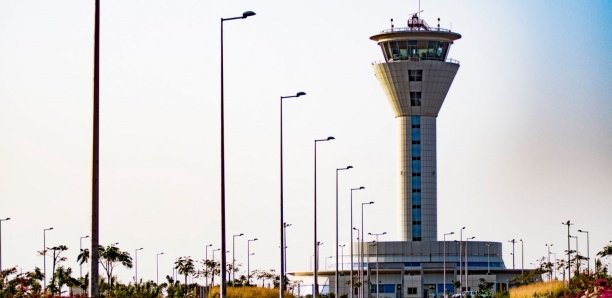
[290,14,524,298]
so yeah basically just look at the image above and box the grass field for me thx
[206,286,296,298]
[509,280,566,298]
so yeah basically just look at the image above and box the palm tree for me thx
[80,245,131,291]
[174,257,195,285]
[597,245,612,258]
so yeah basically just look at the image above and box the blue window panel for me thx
[412,225,421,237]
[411,116,421,125]
[437,284,455,293]
[411,146,421,156]
[411,160,421,172]
[404,262,421,267]
[371,284,396,293]
[412,211,421,220]
[411,176,421,187]
[411,129,421,141]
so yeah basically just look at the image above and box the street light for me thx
[232,233,244,284]
[247,238,258,285]
[508,239,516,270]
[0,217,11,272]
[545,244,554,281]
[134,247,143,284]
[578,229,590,273]
[360,201,374,298]
[220,10,256,298]
[352,227,359,298]
[458,226,465,292]
[339,244,346,279]
[562,220,573,281]
[156,252,164,284]
[283,222,292,278]
[520,239,524,274]
[335,165,352,297]
[91,1,101,296]
[280,91,306,298]
[443,231,454,298]
[212,248,221,286]
[349,186,364,298]
[79,235,89,279]
[205,244,213,288]
[486,243,491,275]
[465,236,475,290]
[326,256,333,269]
[43,227,53,289]
[314,136,334,298]
[368,232,386,298]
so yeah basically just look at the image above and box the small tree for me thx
[174,256,195,285]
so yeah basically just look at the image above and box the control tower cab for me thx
[370,14,461,242]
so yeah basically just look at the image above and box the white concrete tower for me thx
[371,14,461,242]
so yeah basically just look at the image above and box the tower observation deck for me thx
[371,14,461,242]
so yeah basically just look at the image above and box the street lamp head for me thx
[253,238,258,241]
[347,165,353,169]
[327,136,335,141]
[2,217,10,221]
[207,244,213,247]
[137,247,143,250]
[242,11,256,18]
[461,227,465,230]
[367,201,374,204]
[159,252,164,255]
[353,227,358,231]
[382,232,387,235]
[296,91,306,97]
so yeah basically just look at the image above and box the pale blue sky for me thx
[0,0,611,284]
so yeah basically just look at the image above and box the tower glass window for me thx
[409,70,423,81]
[410,92,421,106]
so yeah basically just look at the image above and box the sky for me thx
[1,0,611,286]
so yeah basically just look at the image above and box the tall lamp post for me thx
[486,243,491,275]
[443,231,454,298]
[0,217,11,272]
[232,233,244,283]
[368,232,386,298]
[340,244,346,289]
[349,186,365,298]
[313,136,334,298]
[91,1,101,296]
[280,91,306,298]
[519,239,524,274]
[562,220,573,281]
[578,229,590,273]
[247,238,258,285]
[283,222,292,278]
[212,248,220,286]
[508,239,516,269]
[458,227,465,292]
[43,227,53,290]
[220,10,256,298]
[79,235,89,278]
[335,166,352,297]
[546,244,553,281]
[465,236,475,290]
[352,227,360,298]
[205,244,212,288]
[134,247,143,284]
[360,201,374,298]
[156,252,164,284]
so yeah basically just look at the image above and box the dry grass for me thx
[207,286,296,298]
[510,280,566,298]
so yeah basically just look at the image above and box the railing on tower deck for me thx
[379,26,454,34]
[371,57,460,65]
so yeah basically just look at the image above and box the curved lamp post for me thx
[43,227,53,289]
[280,91,305,297]
[247,238,258,285]
[232,233,244,283]
[443,231,454,297]
[335,165,352,297]
[360,201,374,298]
[349,186,364,298]
[313,136,334,298]
[219,10,256,298]
[134,247,143,284]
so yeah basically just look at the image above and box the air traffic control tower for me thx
[370,14,461,242]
